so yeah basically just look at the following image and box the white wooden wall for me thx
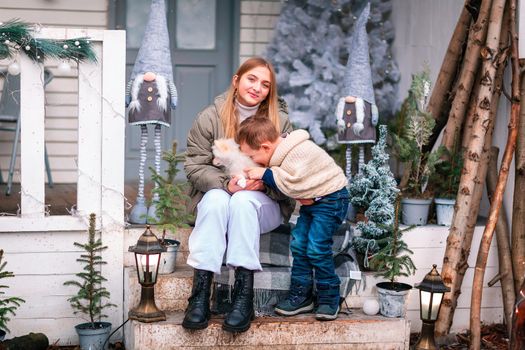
[0,28,126,345]
[239,0,282,63]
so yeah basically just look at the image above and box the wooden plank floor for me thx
[0,182,150,217]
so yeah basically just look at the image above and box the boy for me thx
[236,115,349,321]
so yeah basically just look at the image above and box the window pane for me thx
[176,0,216,49]
[126,0,154,48]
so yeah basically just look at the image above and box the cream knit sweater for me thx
[269,129,347,199]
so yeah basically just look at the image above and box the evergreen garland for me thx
[0,250,25,333]
[0,19,97,63]
[63,213,115,329]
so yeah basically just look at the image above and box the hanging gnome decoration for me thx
[336,2,378,182]
[126,0,178,224]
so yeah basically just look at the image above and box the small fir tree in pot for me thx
[371,196,416,317]
[63,213,115,348]
[149,140,193,233]
[348,125,399,269]
[0,249,25,339]
[148,141,194,273]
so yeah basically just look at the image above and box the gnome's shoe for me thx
[129,197,147,224]
[147,201,161,224]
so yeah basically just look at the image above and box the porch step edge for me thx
[129,310,410,349]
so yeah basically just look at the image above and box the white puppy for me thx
[212,138,257,188]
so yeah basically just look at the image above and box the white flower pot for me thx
[401,198,432,226]
[158,239,180,274]
[434,198,456,226]
[75,321,111,350]
[376,282,412,318]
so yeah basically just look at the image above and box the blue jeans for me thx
[290,187,349,287]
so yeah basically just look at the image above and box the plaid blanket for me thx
[258,223,293,267]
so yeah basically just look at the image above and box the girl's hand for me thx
[245,167,266,180]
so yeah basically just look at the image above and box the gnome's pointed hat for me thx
[344,3,375,105]
[130,0,174,80]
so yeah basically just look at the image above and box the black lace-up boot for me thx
[222,267,255,333]
[182,269,213,330]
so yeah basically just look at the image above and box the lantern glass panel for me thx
[136,253,160,284]
[420,290,431,319]
[430,292,443,320]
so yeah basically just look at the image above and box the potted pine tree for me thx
[0,249,25,341]
[370,196,416,318]
[148,141,193,274]
[392,69,439,225]
[63,213,116,350]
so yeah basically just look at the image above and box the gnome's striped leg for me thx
[129,124,149,224]
[345,145,352,185]
[345,144,356,221]
[147,124,162,223]
[358,145,365,174]
[152,124,162,202]
[138,124,148,201]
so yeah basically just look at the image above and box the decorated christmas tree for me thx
[265,0,399,146]
[348,125,399,265]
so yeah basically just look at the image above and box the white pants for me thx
[187,189,282,274]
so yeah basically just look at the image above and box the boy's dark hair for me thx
[236,115,280,149]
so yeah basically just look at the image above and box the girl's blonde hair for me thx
[220,57,281,138]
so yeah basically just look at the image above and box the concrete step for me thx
[127,310,410,350]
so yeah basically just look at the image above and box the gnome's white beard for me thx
[129,74,169,112]
[352,98,365,136]
[336,97,346,132]
[129,75,144,112]
[155,75,168,112]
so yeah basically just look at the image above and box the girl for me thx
[183,57,294,332]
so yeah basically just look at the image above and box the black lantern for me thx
[414,264,450,350]
[128,225,167,322]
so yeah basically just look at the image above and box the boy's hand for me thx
[245,167,266,180]
[297,198,315,206]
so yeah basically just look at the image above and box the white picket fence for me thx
[0,28,126,345]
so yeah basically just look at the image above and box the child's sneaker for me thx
[315,304,340,321]
[315,282,341,321]
[275,283,314,316]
